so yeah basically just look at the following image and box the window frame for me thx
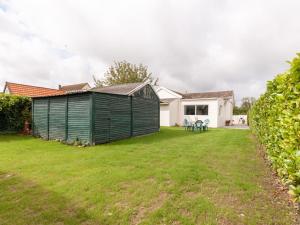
[196,105,209,115]
[184,105,196,115]
[184,104,209,116]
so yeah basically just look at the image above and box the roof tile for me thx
[4,82,65,97]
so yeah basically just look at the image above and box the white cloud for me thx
[1,0,300,103]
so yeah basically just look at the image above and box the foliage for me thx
[93,61,153,87]
[0,94,31,132]
[0,128,296,224]
[249,54,300,202]
[233,97,256,115]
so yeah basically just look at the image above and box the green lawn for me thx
[0,128,296,225]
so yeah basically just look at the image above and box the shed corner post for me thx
[31,99,34,136]
[47,98,50,140]
[89,92,95,145]
[158,97,160,131]
[130,95,133,137]
[65,95,69,142]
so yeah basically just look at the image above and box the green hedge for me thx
[0,94,31,132]
[249,54,300,202]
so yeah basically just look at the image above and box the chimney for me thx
[58,85,62,90]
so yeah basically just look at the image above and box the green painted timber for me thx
[132,85,159,136]
[49,97,66,140]
[67,94,91,143]
[94,93,131,144]
[33,98,48,139]
[32,84,159,145]
[108,94,131,141]
[132,96,159,136]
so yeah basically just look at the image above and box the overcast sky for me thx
[1,0,300,104]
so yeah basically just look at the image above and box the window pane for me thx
[184,105,195,115]
[196,105,208,115]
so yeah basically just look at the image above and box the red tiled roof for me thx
[4,82,65,97]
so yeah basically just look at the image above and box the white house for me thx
[154,86,234,128]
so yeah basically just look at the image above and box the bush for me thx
[0,94,31,132]
[249,54,300,202]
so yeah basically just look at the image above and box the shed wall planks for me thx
[33,98,48,139]
[94,93,131,144]
[32,84,159,145]
[132,97,159,136]
[49,97,66,140]
[132,85,160,136]
[67,94,91,143]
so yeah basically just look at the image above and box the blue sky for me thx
[0,0,300,104]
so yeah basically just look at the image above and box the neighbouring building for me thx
[154,86,234,128]
[3,82,64,97]
[32,82,160,145]
[58,83,91,93]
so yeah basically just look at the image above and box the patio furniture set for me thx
[183,119,209,132]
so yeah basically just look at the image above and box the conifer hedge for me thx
[0,94,31,132]
[249,54,300,202]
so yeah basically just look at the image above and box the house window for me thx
[196,105,208,115]
[184,105,195,115]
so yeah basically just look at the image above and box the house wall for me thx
[224,98,233,121]
[160,104,170,126]
[155,87,182,99]
[179,99,219,128]
[169,99,180,126]
[232,115,247,125]
[217,98,225,127]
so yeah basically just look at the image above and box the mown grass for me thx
[0,127,297,224]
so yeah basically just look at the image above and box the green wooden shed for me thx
[32,83,160,145]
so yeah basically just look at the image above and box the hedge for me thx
[249,54,300,202]
[0,94,31,132]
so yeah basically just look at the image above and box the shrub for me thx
[0,94,31,132]
[249,54,300,202]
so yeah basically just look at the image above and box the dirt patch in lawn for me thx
[131,192,169,225]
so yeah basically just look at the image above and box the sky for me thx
[0,0,300,104]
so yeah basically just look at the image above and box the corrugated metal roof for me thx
[59,83,90,92]
[90,82,144,95]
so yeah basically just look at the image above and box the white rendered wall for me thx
[232,115,248,125]
[156,88,181,99]
[179,99,219,128]
[169,99,180,126]
[224,98,233,121]
[217,99,225,127]
[160,105,170,126]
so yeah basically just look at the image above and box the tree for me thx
[93,61,153,87]
[233,97,256,115]
[240,97,256,111]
